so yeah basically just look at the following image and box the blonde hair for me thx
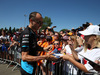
[84,35,100,52]
[70,35,78,49]
[84,43,88,52]
[95,35,100,48]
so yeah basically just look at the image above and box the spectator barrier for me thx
[0,45,21,71]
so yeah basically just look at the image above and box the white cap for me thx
[79,25,100,36]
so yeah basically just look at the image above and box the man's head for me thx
[29,12,43,30]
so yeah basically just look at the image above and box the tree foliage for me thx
[60,29,67,32]
[5,27,8,32]
[60,29,70,33]
[12,27,16,33]
[8,27,12,33]
[40,16,52,31]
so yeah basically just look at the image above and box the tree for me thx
[8,27,12,33]
[0,28,3,31]
[59,29,70,33]
[16,28,19,32]
[60,29,67,32]
[40,16,52,31]
[5,27,8,33]
[12,27,16,33]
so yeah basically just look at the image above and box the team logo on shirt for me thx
[23,34,29,37]
[22,41,29,43]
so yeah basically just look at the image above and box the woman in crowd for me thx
[61,35,79,75]
[61,25,100,74]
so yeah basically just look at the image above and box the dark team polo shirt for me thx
[20,26,43,66]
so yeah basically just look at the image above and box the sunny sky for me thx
[0,0,100,31]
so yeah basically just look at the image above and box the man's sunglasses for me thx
[33,20,43,26]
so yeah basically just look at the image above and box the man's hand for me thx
[60,54,73,60]
[45,53,58,61]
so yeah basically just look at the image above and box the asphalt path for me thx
[0,63,21,75]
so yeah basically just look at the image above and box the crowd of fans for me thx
[0,21,100,75]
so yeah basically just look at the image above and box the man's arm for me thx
[21,51,49,62]
[21,51,58,62]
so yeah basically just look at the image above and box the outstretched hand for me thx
[46,53,58,61]
[60,54,73,60]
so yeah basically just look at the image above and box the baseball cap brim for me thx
[79,30,91,35]
[79,25,100,36]
[79,30,99,36]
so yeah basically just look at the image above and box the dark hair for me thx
[29,12,42,22]
[76,26,83,31]
[98,24,100,31]
[71,29,76,32]
[82,22,90,29]
[46,36,52,41]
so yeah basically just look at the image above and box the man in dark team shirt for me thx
[20,12,54,75]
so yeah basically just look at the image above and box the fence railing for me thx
[0,45,21,71]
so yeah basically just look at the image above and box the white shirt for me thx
[63,45,78,75]
[78,48,100,73]
[65,45,72,54]
[0,35,7,43]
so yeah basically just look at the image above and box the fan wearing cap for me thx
[60,25,100,73]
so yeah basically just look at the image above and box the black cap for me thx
[46,36,52,41]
